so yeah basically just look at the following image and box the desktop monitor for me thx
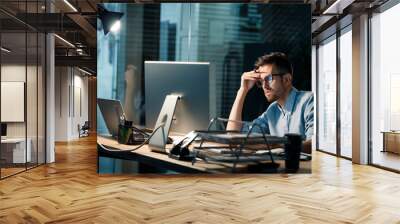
[97,98,125,137]
[144,61,210,134]
[1,123,7,137]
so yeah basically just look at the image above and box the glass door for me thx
[370,2,400,171]
[0,0,47,179]
[1,30,28,178]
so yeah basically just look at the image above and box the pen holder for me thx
[118,121,134,145]
[284,134,302,173]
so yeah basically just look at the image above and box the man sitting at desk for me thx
[226,52,314,154]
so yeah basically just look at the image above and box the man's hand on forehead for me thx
[253,70,268,79]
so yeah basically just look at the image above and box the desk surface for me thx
[1,138,28,143]
[381,131,400,134]
[97,136,311,174]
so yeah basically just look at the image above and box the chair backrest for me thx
[82,121,90,129]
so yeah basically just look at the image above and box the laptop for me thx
[97,98,126,137]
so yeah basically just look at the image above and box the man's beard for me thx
[265,93,279,102]
[264,86,286,102]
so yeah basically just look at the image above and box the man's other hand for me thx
[240,70,260,93]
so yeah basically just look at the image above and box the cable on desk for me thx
[98,123,166,152]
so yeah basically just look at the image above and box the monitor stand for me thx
[149,94,180,153]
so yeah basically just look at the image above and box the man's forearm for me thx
[226,88,248,131]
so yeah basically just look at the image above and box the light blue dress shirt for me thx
[242,87,314,140]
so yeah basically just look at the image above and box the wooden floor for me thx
[1,135,400,223]
[1,167,26,178]
[372,150,400,171]
[1,164,44,178]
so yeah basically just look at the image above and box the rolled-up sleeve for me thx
[304,93,314,140]
[241,111,270,134]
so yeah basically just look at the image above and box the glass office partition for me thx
[371,3,400,171]
[339,27,352,158]
[27,30,38,169]
[38,35,45,165]
[317,35,337,154]
[0,1,46,179]
[37,29,46,165]
[0,31,28,177]
[26,0,46,169]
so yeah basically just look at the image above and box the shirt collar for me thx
[279,87,298,115]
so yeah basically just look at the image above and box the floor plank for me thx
[0,135,399,223]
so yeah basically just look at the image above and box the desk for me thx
[382,131,400,154]
[97,136,311,174]
[1,138,31,164]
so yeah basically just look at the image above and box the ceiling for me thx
[0,0,390,75]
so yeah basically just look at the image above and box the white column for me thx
[46,32,55,163]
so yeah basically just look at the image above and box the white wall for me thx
[1,65,26,140]
[1,64,46,164]
[55,67,89,141]
[72,73,89,138]
[1,65,38,137]
[55,67,69,141]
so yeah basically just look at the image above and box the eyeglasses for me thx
[255,72,286,88]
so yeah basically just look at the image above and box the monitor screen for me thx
[145,61,210,134]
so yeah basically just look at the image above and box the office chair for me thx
[78,121,90,138]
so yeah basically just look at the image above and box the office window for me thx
[317,36,337,154]
[339,28,352,158]
[371,3,400,171]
